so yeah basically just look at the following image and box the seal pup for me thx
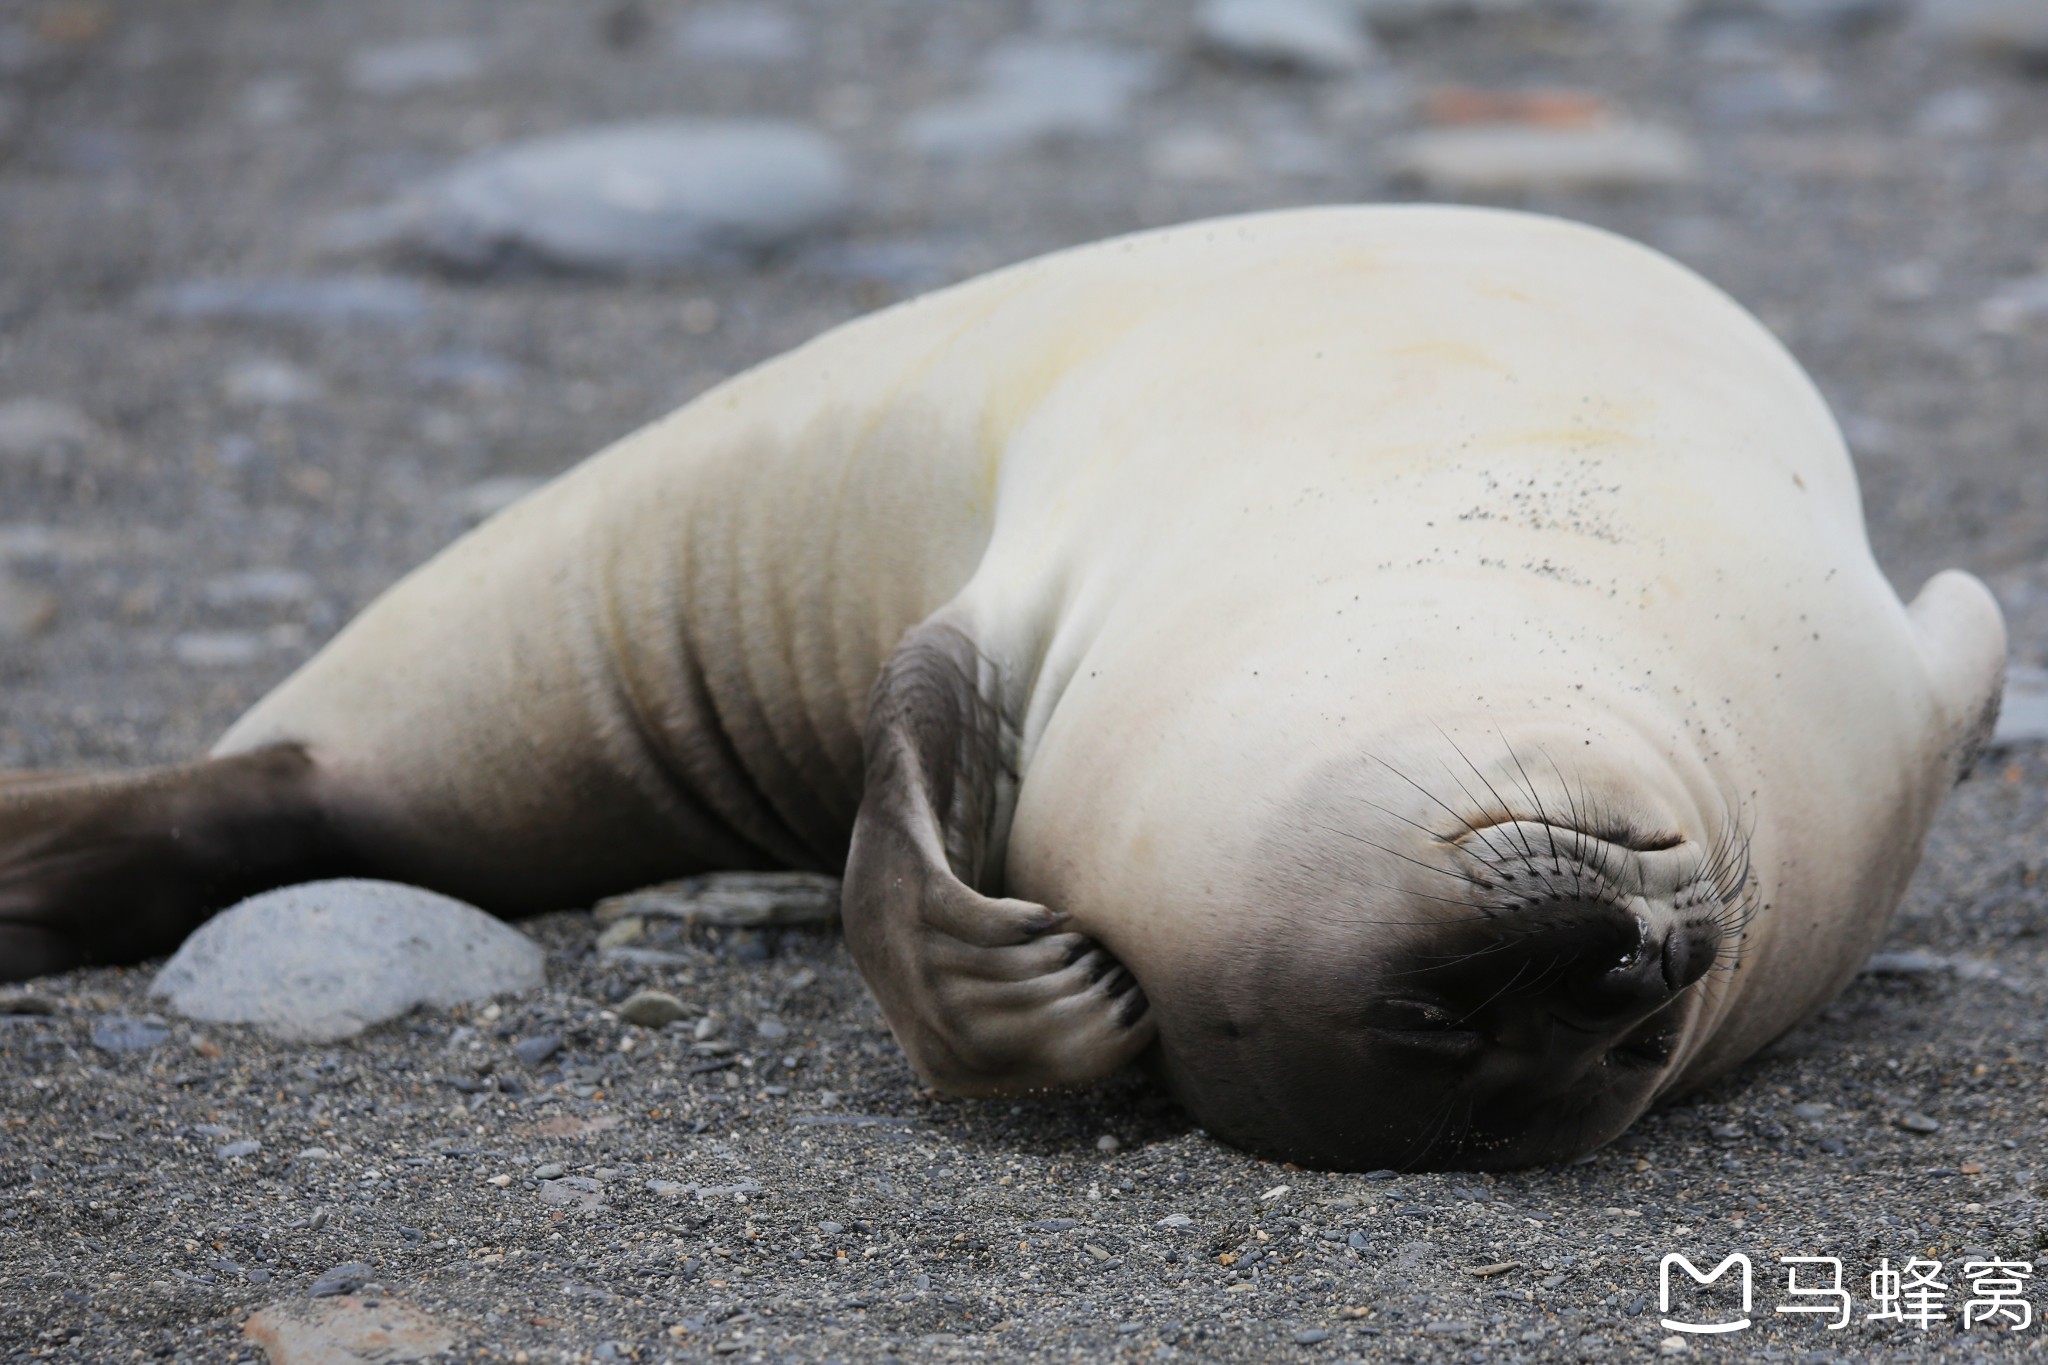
[0,207,2006,1169]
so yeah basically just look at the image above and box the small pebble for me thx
[618,990,687,1029]
[532,1162,566,1180]
[1293,1328,1333,1345]
[818,1221,844,1235]
[1898,1113,1942,1134]
[595,917,645,950]
[514,1035,563,1068]
[756,1016,789,1041]
[217,1140,262,1160]
[91,1015,170,1052]
[1096,1134,1120,1153]
[309,1261,373,1298]
[0,992,59,1015]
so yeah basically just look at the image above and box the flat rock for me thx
[150,880,544,1042]
[245,1294,455,1364]
[904,41,1159,158]
[173,630,268,668]
[145,276,429,328]
[1991,665,2048,746]
[222,358,324,407]
[91,1014,169,1052]
[0,576,58,641]
[353,120,849,274]
[674,5,804,64]
[1196,0,1376,74]
[1390,123,1697,194]
[594,871,840,928]
[1922,0,2048,63]
[345,38,485,95]
[617,989,688,1029]
[0,396,105,468]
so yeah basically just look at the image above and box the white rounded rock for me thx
[150,879,543,1041]
[382,120,850,273]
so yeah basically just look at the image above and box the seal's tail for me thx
[0,745,358,982]
[1904,569,2009,783]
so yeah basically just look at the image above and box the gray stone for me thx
[539,1176,606,1210]
[904,41,1160,158]
[346,38,485,95]
[308,1261,373,1298]
[0,991,58,1015]
[1754,0,1905,33]
[618,989,688,1029]
[222,357,324,407]
[1897,1113,1942,1134]
[203,568,317,609]
[91,1014,169,1052]
[1921,0,2048,63]
[532,1162,566,1180]
[149,879,544,1042]
[173,630,267,668]
[1390,124,1697,195]
[675,5,803,64]
[357,120,849,275]
[514,1034,563,1068]
[1991,665,2048,746]
[1359,0,1536,30]
[217,1139,261,1160]
[595,871,840,928]
[0,577,57,642]
[0,397,105,467]
[1196,0,1375,74]
[1914,86,1999,139]
[145,276,429,327]
[1978,276,2048,335]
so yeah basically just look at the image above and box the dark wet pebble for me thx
[514,1034,563,1068]
[309,1261,373,1297]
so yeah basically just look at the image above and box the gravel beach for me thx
[4,1,2048,1360]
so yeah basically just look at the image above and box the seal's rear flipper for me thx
[842,619,1155,1095]
[0,745,357,982]
[1905,570,2009,782]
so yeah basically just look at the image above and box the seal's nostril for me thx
[1660,923,1720,991]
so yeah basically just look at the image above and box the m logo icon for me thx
[1660,1253,1754,1334]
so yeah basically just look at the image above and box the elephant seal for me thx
[0,206,2006,1169]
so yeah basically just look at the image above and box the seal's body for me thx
[0,208,2005,1169]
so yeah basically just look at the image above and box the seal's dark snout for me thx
[1551,911,1721,1027]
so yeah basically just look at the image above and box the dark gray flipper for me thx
[840,619,1154,1094]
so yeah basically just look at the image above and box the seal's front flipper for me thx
[1905,570,2008,782]
[842,619,1155,1095]
[0,745,356,982]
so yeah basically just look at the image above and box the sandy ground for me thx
[3,1,2048,1360]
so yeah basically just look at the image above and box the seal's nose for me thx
[1400,903,1722,1054]
[1556,911,1721,1026]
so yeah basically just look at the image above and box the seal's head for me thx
[1136,734,1753,1170]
